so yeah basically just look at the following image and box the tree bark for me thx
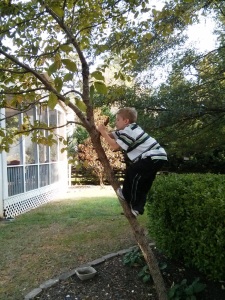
[90,131,168,300]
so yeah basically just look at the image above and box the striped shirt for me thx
[112,123,167,162]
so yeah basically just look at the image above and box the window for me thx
[24,107,37,164]
[49,109,58,162]
[6,108,21,165]
[37,107,49,163]
[6,104,67,196]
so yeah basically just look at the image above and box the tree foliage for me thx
[79,138,125,186]
[1,0,223,298]
[75,109,126,185]
[0,0,151,151]
[94,1,225,172]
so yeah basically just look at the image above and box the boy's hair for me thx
[116,107,137,123]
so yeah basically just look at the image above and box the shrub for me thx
[147,173,225,280]
[168,278,206,300]
[123,248,167,284]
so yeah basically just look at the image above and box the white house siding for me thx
[0,104,70,218]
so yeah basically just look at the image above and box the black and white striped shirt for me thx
[112,123,167,162]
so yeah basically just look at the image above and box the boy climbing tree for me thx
[97,107,167,216]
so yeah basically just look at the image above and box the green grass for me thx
[0,194,148,300]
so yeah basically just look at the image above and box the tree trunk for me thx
[91,132,168,300]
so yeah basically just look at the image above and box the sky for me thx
[143,12,218,88]
[149,0,217,53]
[185,15,217,52]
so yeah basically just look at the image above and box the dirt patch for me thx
[35,247,225,300]
[56,185,116,201]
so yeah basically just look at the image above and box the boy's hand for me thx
[97,122,120,151]
[97,124,107,134]
[97,117,109,134]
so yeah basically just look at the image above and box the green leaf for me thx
[185,285,194,296]
[48,93,58,110]
[91,71,105,81]
[0,130,5,137]
[94,81,107,94]
[51,6,64,18]
[192,279,206,293]
[134,11,139,18]
[48,61,58,75]
[64,73,73,82]
[62,59,77,72]
[65,97,70,105]
[61,147,68,153]
[143,274,151,283]
[54,77,63,92]
[159,262,167,270]
[143,32,153,40]
[59,44,73,53]
[75,98,86,112]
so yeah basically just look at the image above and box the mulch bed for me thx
[34,246,225,300]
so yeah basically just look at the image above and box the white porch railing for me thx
[4,161,68,218]
[7,162,62,196]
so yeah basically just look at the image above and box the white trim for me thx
[0,108,8,217]
[0,154,2,217]
[4,182,67,218]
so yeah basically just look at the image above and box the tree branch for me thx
[0,48,90,130]
[64,89,83,98]
[0,87,47,95]
[0,68,29,74]
[41,1,94,125]
[0,11,44,35]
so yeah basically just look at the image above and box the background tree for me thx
[97,1,225,173]
[79,137,126,186]
[78,108,125,186]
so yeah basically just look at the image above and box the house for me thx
[0,103,72,219]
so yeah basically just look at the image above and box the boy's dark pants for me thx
[122,157,165,214]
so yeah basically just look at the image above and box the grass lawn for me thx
[0,189,148,300]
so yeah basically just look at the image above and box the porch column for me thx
[0,108,8,217]
[0,152,3,217]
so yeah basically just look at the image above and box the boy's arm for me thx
[108,132,115,139]
[97,124,121,151]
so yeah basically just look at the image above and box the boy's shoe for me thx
[116,188,125,201]
[131,208,139,217]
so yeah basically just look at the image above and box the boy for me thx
[97,107,167,217]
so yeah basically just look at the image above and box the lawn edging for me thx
[24,243,155,300]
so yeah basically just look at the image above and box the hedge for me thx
[146,173,225,280]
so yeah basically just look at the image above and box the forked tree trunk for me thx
[91,133,168,300]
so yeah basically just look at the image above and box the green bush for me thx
[168,278,206,300]
[147,173,225,280]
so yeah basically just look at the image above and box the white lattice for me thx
[3,183,67,218]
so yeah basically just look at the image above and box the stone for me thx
[24,288,42,299]
[39,278,59,289]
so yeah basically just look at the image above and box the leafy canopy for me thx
[0,0,152,150]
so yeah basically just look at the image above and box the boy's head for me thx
[115,107,137,130]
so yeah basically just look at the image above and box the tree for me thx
[0,1,171,298]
